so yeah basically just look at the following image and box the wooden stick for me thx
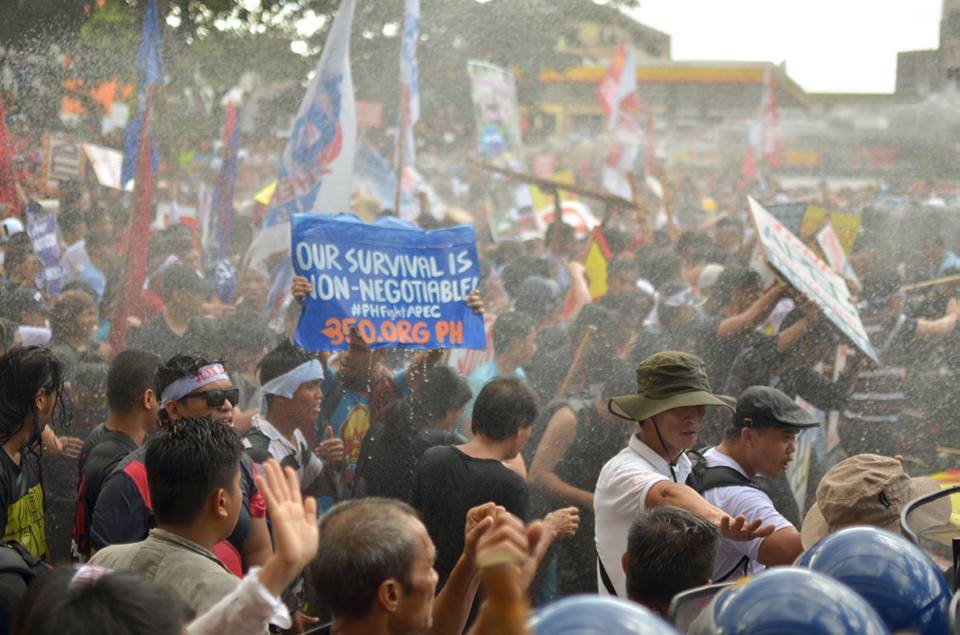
[556,325,597,399]
[469,158,637,209]
[904,274,960,292]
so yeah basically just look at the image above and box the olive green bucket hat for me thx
[609,351,736,422]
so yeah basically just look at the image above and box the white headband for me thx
[261,359,325,400]
[160,363,229,407]
[662,288,695,308]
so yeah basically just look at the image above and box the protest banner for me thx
[82,143,132,191]
[24,202,67,296]
[42,132,84,193]
[467,60,523,162]
[800,205,860,252]
[749,197,878,363]
[291,213,486,352]
[765,201,807,236]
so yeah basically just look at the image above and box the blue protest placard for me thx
[292,213,486,351]
[24,202,67,296]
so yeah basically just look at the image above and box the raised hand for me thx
[466,289,485,315]
[255,460,319,580]
[314,425,344,464]
[543,506,580,539]
[291,275,313,301]
[719,515,776,542]
[463,502,499,565]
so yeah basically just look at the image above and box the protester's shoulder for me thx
[85,431,137,470]
[417,427,463,448]
[596,445,665,490]
[88,541,139,568]
[468,360,497,385]
[80,423,108,456]
[242,427,274,465]
[416,444,457,469]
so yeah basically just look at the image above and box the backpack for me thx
[685,450,761,582]
[0,540,49,634]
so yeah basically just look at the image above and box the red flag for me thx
[644,108,657,177]
[0,96,19,217]
[761,69,784,167]
[112,89,155,350]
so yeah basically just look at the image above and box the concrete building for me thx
[896,0,960,98]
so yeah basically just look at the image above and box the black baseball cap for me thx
[734,386,820,429]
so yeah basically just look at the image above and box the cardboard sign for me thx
[815,222,859,285]
[785,397,819,511]
[43,132,84,192]
[24,202,67,296]
[82,143,132,191]
[292,213,485,352]
[467,60,523,161]
[749,197,877,363]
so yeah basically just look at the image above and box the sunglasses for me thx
[180,388,240,409]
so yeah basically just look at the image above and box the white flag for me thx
[246,0,357,270]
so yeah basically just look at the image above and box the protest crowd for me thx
[4,1,960,634]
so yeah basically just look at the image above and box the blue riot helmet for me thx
[528,595,679,635]
[796,526,951,634]
[710,568,889,635]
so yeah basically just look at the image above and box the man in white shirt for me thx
[243,341,343,496]
[595,351,774,597]
[689,385,817,581]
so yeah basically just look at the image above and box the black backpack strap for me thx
[0,541,47,583]
[242,428,274,465]
[685,450,760,494]
[598,557,618,596]
[715,555,751,583]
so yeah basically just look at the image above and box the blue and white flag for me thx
[121,0,164,189]
[399,0,420,165]
[245,0,357,272]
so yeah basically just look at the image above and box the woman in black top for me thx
[528,371,634,596]
[357,365,472,502]
[0,347,65,559]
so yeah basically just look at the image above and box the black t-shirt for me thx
[73,424,138,558]
[90,445,263,575]
[129,314,215,361]
[694,314,763,391]
[412,445,528,588]
[357,424,465,503]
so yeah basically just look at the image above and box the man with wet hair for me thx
[90,353,271,575]
[842,265,960,457]
[312,498,520,635]
[694,268,786,390]
[413,377,545,591]
[244,340,342,496]
[466,311,537,425]
[73,349,161,559]
[291,276,483,504]
[90,416,245,614]
[623,506,720,616]
[691,386,818,581]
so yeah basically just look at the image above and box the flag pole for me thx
[394,83,409,215]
